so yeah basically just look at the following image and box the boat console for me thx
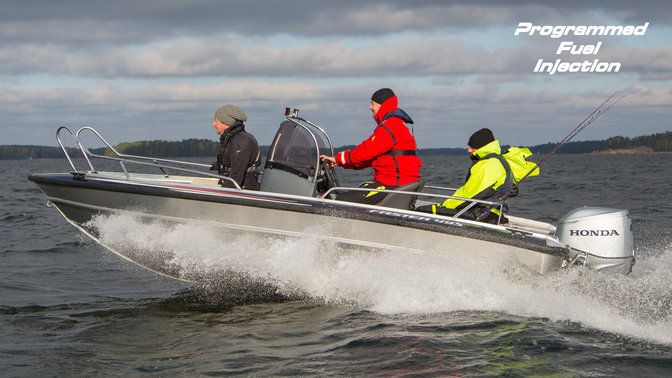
[260,110,338,197]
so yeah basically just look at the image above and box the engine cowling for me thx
[555,207,634,274]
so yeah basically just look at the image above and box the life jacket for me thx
[442,140,538,211]
[335,96,422,186]
[469,145,539,202]
[502,147,539,182]
[478,152,514,201]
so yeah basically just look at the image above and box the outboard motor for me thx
[555,207,634,274]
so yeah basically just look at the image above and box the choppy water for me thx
[2,154,672,376]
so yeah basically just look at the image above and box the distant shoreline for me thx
[4,143,672,160]
[589,147,672,155]
[3,129,671,159]
[10,151,672,161]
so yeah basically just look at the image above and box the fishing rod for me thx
[477,91,626,221]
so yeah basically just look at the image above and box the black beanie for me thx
[371,88,395,105]
[468,128,495,149]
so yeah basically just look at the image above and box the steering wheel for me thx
[319,158,340,191]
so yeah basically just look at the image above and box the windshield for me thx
[266,120,330,178]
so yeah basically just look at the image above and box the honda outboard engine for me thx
[555,207,634,274]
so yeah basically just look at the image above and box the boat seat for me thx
[377,179,425,210]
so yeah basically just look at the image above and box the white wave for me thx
[90,212,672,345]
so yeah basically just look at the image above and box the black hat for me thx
[468,128,495,149]
[371,88,395,105]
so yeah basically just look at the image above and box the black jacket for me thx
[215,123,261,190]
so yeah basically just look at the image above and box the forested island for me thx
[1,131,670,159]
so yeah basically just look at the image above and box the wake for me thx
[89,212,672,345]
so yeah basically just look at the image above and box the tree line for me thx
[599,131,672,152]
[112,139,220,157]
[1,131,670,159]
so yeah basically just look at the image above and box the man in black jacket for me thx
[211,105,261,190]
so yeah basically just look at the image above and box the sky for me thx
[1,0,671,148]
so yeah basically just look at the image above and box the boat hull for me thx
[29,172,568,280]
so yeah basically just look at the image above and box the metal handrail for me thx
[321,185,505,222]
[423,184,461,192]
[56,126,96,172]
[281,117,324,185]
[55,126,242,189]
[289,115,335,156]
[76,127,212,169]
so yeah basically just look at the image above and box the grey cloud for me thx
[3,37,668,81]
[1,0,667,47]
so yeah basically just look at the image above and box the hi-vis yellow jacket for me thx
[439,140,538,210]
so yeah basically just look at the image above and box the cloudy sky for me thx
[1,0,670,148]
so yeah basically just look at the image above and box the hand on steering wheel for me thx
[320,155,336,167]
[319,155,340,189]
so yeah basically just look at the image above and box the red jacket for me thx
[335,96,422,186]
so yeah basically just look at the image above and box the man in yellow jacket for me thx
[416,128,514,223]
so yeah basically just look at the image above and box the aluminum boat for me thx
[28,109,635,281]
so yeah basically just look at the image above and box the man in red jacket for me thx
[321,88,422,204]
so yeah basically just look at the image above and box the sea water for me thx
[2,154,671,376]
